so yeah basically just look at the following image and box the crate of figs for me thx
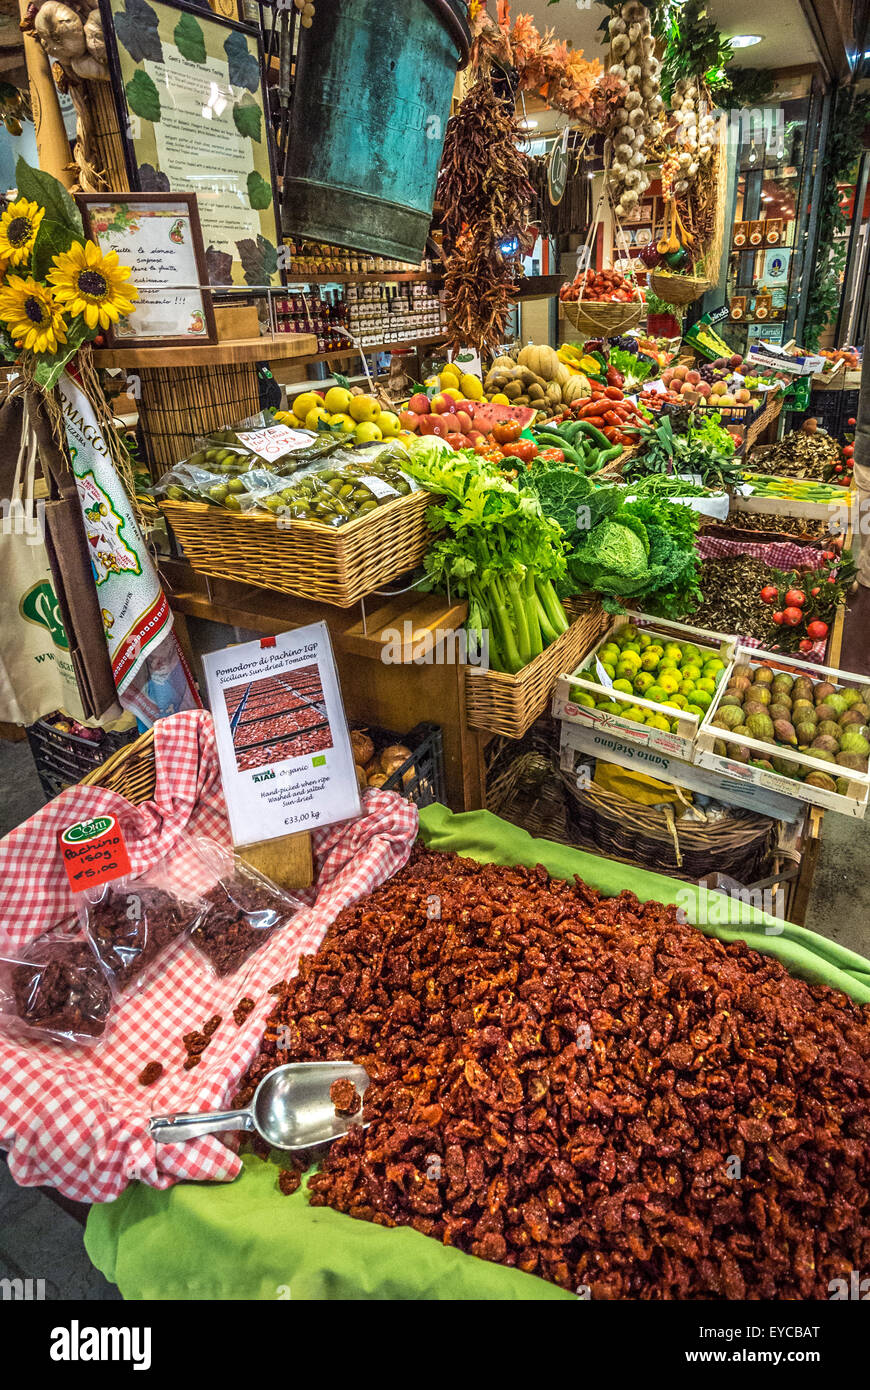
[552,611,737,760]
[694,646,870,816]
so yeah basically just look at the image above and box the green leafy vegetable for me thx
[609,348,655,392]
[404,443,570,674]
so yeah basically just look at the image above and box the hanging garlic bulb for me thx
[606,2,660,216]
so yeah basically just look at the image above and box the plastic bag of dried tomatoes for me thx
[185,837,303,979]
[79,859,205,998]
[0,922,113,1046]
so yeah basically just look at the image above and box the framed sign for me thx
[77,192,217,346]
[100,0,281,291]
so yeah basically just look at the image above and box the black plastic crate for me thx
[353,720,445,809]
[26,714,139,802]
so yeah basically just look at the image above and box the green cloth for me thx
[85,804,870,1299]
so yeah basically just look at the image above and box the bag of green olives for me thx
[156,462,286,511]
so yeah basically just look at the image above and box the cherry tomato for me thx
[492,420,522,445]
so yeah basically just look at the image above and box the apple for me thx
[399,410,420,431]
[456,411,473,433]
[418,415,444,436]
[430,394,453,414]
[408,392,430,415]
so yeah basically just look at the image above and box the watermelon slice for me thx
[472,403,537,434]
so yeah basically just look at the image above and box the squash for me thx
[555,363,571,386]
[492,355,517,370]
[517,344,560,381]
[545,382,562,406]
[562,374,592,404]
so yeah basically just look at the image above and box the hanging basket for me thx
[561,297,644,337]
[648,270,712,307]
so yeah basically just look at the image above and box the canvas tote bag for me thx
[26,390,119,721]
[0,387,89,724]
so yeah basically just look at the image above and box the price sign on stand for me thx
[60,816,131,891]
[202,623,362,891]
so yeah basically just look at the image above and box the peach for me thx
[408,393,430,415]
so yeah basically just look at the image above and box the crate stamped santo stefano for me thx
[552,611,738,761]
[694,645,870,818]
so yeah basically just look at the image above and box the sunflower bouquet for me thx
[0,158,137,389]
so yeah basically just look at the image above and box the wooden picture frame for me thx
[99,0,282,293]
[77,192,217,347]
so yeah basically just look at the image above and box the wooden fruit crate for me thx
[159,488,434,608]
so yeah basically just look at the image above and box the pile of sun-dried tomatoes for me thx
[237,849,870,1299]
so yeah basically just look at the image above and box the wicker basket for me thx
[79,728,156,803]
[743,393,783,451]
[160,489,434,607]
[560,770,777,882]
[648,270,712,307]
[464,600,607,739]
[561,298,644,337]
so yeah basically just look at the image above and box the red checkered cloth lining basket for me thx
[696,534,828,657]
[0,710,417,1203]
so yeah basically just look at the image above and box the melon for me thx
[472,403,537,434]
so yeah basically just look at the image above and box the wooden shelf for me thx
[284,272,443,285]
[94,333,318,370]
[296,335,449,365]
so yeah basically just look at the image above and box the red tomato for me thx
[784,589,806,608]
[492,420,522,445]
[811,587,820,596]
[772,611,785,625]
[782,607,804,626]
[799,639,814,653]
[843,445,854,457]
[807,620,829,640]
[760,585,778,604]
[501,440,538,464]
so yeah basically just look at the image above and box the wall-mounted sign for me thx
[77,192,216,346]
[102,0,281,290]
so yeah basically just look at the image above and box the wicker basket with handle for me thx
[160,487,434,607]
[79,728,157,803]
[464,598,607,740]
[561,298,644,337]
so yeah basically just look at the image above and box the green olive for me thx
[208,483,229,502]
[224,495,242,511]
[226,477,245,494]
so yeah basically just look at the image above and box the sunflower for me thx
[0,275,67,354]
[0,198,44,267]
[48,239,138,331]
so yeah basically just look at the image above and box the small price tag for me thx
[595,657,614,689]
[236,425,312,461]
[357,474,400,500]
[59,815,131,892]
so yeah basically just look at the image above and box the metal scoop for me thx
[149,1061,371,1151]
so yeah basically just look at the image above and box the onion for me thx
[350,729,375,766]
[355,764,368,794]
[380,744,413,773]
[367,773,388,788]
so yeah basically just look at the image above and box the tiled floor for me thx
[2,676,870,1297]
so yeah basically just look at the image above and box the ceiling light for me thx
[729,34,763,49]
[518,118,538,130]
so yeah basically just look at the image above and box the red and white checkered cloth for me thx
[696,534,830,658]
[0,710,418,1203]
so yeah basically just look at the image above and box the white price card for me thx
[236,425,314,461]
[202,623,361,848]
